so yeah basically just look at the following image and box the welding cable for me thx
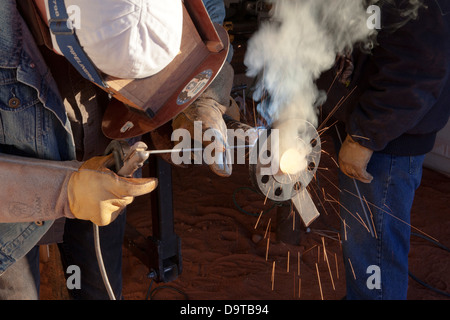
[91,146,123,300]
[145,278,189,300]
[93,223,117,300]
[408,273,450,298]
[408,232,450,298]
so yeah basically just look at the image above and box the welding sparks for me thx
[271,261,276,291]
[315,263,324,300]
[348,258,356,280]
[254,210,264,229]
[287,251,290,273]
[322,237,336,291]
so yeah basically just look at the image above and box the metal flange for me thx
[249,119,321,226]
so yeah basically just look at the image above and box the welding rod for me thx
[147,147,204,155]
[147,144,257,156]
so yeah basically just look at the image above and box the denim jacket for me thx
[0,0,76,274]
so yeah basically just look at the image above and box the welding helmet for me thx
[46,0,229,139]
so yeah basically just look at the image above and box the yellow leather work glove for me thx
[338,134,374,183]
[68,155,157,226]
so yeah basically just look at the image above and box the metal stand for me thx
[124,156,182,283]
[275,202,301,245]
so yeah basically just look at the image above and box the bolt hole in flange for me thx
[261,175,270,184]
[274,187,283,196]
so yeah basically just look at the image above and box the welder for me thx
[0,0,234,299]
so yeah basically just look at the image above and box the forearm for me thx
[0,153,80,223]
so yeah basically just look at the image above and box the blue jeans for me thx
[202,0,233,62]
[202,0,226,24]
[339,152,424,299]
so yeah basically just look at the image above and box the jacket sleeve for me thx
[347,1,450,151]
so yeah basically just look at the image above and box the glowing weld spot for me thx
[279,148,307,175]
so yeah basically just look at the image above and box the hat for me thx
[45,0,230,139]
[45,0,183,79]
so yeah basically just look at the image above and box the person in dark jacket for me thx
[320,0,450,299]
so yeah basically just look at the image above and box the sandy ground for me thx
[122,144,347,301]
[118,136,450,301]
[38,133,450,301]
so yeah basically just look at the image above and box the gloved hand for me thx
[68,154,157,226]
[338,134,374,183]
[171,62,235,177]
[172,97,232,177]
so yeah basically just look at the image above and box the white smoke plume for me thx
[243,0,425,175]
[244,0,377,129]
[242,0,381,176]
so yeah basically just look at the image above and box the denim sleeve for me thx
[0,221,54,275]
[202,0,226,24]
[202,0,233,62]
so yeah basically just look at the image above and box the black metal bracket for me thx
[124,156,182,283]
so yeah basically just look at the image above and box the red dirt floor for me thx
[39,132,450,301]
[121,137,450,301]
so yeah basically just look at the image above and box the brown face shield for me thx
[100,1,230,140]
